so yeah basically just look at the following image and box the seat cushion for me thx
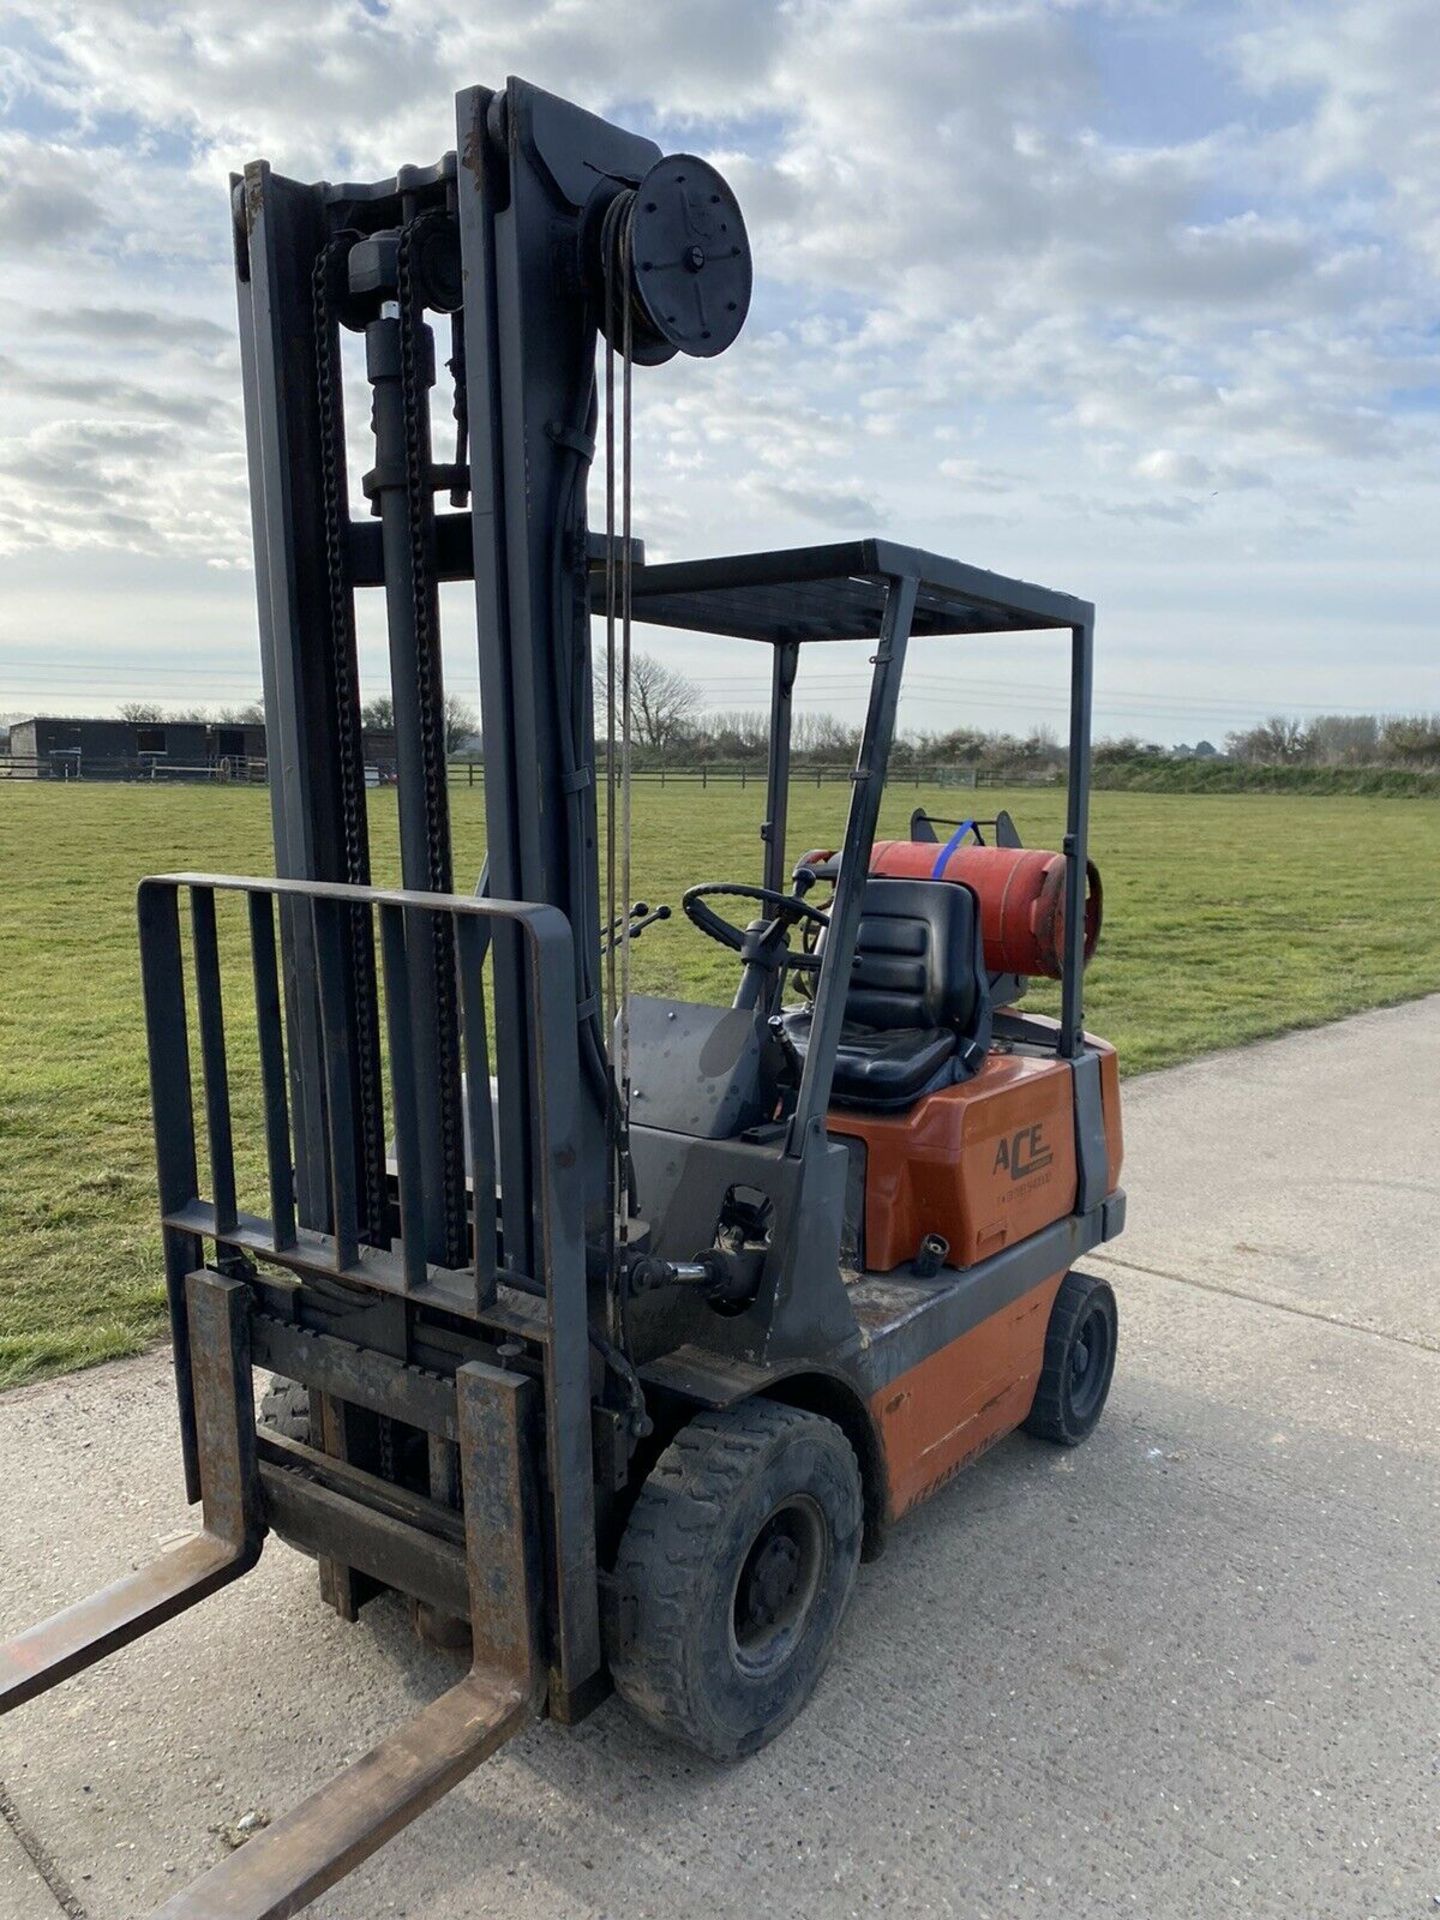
[780,1014,958,1110]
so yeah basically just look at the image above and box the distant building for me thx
[5,716,398,781]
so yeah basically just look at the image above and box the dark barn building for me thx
[7,716,266,779]
[6,718,398,781]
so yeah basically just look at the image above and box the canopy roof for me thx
[589,539,1092,644]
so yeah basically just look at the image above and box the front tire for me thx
[1024,1269,1118,1445]
[606,1401,862,1759]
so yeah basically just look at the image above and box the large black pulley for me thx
[599,154,752,365]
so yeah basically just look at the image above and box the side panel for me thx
[1100,1044,1124,1189]
[832,1054,1077,1272]
[830,1041,1123,1274]
[870,1269,1065,1520]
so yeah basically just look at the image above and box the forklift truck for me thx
[0,77,1124,1917]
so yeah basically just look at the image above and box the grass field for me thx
[2,779,1438,1389]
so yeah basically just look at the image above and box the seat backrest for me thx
[844,877,984,1034]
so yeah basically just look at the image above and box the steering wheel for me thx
[681,883,831,974]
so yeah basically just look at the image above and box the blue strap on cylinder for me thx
[930,819,977,878]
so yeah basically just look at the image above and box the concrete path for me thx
[2,998,1436,1920]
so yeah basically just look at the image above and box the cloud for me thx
[30,305,230,349]
[743,473,882,529]
[1133,448,1268,490]
[0,415,248,561]
[0,352,226,426]
[0,0,1435,731]
[1232,0,1440,337]
[0,136,104,249]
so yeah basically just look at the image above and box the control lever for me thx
[601,902,671,955]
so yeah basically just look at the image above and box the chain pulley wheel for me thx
[599,154,752,365]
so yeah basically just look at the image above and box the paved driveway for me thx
[3,998,1436,1919]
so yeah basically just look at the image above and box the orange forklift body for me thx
[871,1269,1070,1518]
[831,1043,1122,1273]
[831,1038,1123,1518]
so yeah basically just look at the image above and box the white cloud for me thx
[0,0,1435,734]
[0,133,104,249]
[0,414,248,561]
[1135,448,1210,486]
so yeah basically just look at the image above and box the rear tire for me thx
[256,1377,317,1560]
[606,1401,862,1760]
[258,1375,311,1444]
[1024,1269,1117,1445]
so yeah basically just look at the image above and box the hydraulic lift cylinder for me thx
[364,302,467,1267]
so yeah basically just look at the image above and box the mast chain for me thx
[396,211,467,1270]
[313,234,387,1248]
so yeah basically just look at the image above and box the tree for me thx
[1092,734,1145,766]
[703,709,770,760]
[1225,716,1307,764]
[792,710,861,759]
[1380,713,1440,765]
[1306,714,1378,766]
[360,691,477,754]
[444,694,479,756]
[1018,724,1063,766]
[119,701,164,722]
[594,651,700,753]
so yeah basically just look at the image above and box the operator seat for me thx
[778,876,992,1111]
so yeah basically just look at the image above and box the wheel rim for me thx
[729,1494,827,1678]
[1067,1301,1112,1423]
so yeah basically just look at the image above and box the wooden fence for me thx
[3,753,1060,792]
[445,761,1061,790]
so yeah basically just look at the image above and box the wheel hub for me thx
[1066,1303,1112,1424]
[744,1532,802,1628]
[730,1495,827,1673]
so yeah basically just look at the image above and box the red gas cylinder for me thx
[870,840,1102,979]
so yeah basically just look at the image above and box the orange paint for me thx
[830,1039,1121,1274]
[871,1270,1067,1519]
[870,841,1102,979]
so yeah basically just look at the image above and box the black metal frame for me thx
[220,86,664,1675]
[610,540,1112,1398]
[137,872,600,1707]
[600,537,1097,1077]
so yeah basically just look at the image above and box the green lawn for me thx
[2,780,1438,1388]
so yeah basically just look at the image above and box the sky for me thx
[0,0,1436,747]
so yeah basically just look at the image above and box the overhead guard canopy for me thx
[588,538,1094,643]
